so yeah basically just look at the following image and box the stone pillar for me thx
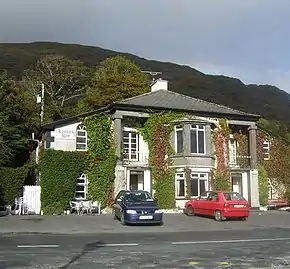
[113,117,122,161]
[248,124,260,208]
[183,124,191,155]
[205,124,212,156]
[248,125,257,169]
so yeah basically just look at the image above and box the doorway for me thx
[129,171,144,191]
[232,174,243,194]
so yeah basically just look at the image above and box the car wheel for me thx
[214,210,224,221]
[185,206,195,216]
[120,213,126,225]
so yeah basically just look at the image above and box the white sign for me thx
[55,128,76,140]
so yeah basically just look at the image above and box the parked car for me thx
[184,191,250,221]
[113,190,163,225]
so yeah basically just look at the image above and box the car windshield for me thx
[124,191,154,203]
[223,192,246,201]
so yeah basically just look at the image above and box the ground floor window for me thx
[175,173,185,198]
[75,173,87,200]
[190,173,208,197]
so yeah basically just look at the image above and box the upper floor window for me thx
[263,140,270,160]
[175,125,183,154]
[229,138,237,165]
[190,125,205,154]
[75,173,87,200]
[76,124,87,151]
[123,131,139,160]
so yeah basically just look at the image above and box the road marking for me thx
[172,237,290,245]
[95,243,139,247]
[17,245,59,248]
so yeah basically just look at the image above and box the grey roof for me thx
[116,90,259,117]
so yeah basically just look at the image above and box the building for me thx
[41,79,261,209]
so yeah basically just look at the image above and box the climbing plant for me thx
[40,149,86,215]
[84,113,117,207]
[139,112,184,209]
[212,119,231,191]
[258,165,269,206]
[233,131,249,168]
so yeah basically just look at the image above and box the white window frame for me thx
[190,124,206,155]
[75,173,87,200]
[190,173,209,197]
[123,130,139,161]
[76,124,87,151]
[175,173,186,198]
[175,125,183,154]
[229,138,237,165]
[263,140,270,161]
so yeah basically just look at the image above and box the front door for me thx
[129,171,144,191]
[232,174,243,194]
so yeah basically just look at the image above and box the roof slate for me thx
[116,90,258,117]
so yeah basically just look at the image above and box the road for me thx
[1,227,290,268]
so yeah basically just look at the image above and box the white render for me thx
[150,79,168,92]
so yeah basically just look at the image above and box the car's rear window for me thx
[223,192,246,201]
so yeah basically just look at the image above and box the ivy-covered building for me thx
[40,79,263,212]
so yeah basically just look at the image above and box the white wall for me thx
[50,122,81,151]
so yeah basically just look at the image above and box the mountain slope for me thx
[0,41,289,126]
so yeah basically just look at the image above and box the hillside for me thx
[0,41,290,126]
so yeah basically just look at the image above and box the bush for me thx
[258,165,269,206]
[39,149,86,215]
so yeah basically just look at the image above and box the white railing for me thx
[122,151,149,165]
[229,155,251,169]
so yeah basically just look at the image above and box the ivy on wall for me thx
[258,165,269,206]
[233,131,250,168]
[84,114,117,207]
[212,119,231,191]
[40,149,86,215]
[140,112,183,209]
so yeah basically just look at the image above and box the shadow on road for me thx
[59,240,104,269]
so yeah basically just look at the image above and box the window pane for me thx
[190,130,197,153]
[176,130,183,153]
[76,144,86,150]
[77,178,85,184]
[123,131,129,138]
[123,138,129,143]
[76,137,86,143]
[197,130,205,153]
[191,125,197,129]
[131,133,137,138]
[77,131,86,137]
[76,185,85,192]
[75,192,85,199]
[190,179,198,196]
[199,180,206,195]
[177,179,185,197]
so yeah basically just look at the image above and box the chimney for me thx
[150,79,168,92]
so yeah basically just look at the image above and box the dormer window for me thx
[76,124,87,151]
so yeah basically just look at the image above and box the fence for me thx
[23,185,41,215]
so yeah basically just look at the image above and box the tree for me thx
[78,56,149,112]
[21,55,93,122]
[0,72,38,167]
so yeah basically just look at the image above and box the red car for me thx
[184,191,250,221]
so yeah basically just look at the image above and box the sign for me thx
[55,128,76,140]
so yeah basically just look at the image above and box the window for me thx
[190,125,205,154]
[190,173,208,197]
[175,173,185,198]
[75,173,87,200]
[263,140,270,160]
[229,138,237,165]
[76,124,87,151]
[123,131,139,160]
[175,126,183,154]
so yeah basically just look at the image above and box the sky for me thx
[1,0,290,94]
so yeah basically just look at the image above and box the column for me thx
[113,117,122,161]
[183,124,191,155]
[248,125,257,169]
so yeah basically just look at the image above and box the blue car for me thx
[113,190,163,225]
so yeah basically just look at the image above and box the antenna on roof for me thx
[141,70,163,84]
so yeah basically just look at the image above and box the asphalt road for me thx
[1,227,290,268]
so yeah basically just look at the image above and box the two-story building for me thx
[41,79,261,209]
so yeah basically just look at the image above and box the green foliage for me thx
[140,112,184,208]
[0,164,33,205]
[78,56,149,112]
[39,149,86,215]
[84,114,117,207]
[258,165,269,206]
[258,118,290,141]
[214,172,231,191]
[0,71,39,167]
[21,55,93,122]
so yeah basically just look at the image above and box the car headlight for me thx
[155,209,163,214]
[126,210,137,214]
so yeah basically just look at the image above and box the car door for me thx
[195,191,210,215]
[205,192,220,216]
